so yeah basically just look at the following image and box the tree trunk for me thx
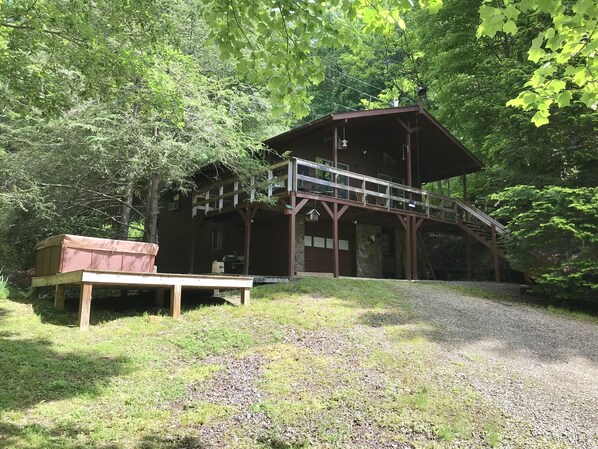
[144,173,160,244]
[115,183,134,240]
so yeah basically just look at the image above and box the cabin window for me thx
[313,236,326,248]
[168,193,180,211]
[211,228,222,250]
[304,235,349,251]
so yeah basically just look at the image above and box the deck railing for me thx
[192,158,504,233]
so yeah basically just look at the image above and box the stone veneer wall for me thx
[355,223,382,278]
[295,216,305,273]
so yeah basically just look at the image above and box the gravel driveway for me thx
[399,281,598,449]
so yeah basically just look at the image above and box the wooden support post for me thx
[239,206,258,275]
[170,284,182,318]
[491,224,500,282]
[288,193,297,276]
[240,288,250,306]
[78,283,93,331]
[54,284,66,311]
[30,287,38,300]
[244,215,252,275]
[411,216,418,280]
[155,288,165,307]
[333,203,339,278]
[404,217,412,280]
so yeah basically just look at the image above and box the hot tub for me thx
[35,234,159,276]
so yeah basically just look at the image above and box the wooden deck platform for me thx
[31,270,253,331]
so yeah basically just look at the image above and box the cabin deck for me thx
[31,270,253,331]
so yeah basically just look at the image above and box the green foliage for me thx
[478,0,598,126]
[202,0,442,117]
[492,186,598,300]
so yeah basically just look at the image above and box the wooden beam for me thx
[78,283,93,331]
[54,284,66,311]
[333,203,340,278]
[396,214,408,231]
[170,284,182,318]
[240,288,250,306]
[404,217,412,280]
[295,198,310,214]
[337,204,349,219]
[411,216,418,280]
[320,201,333,219]
[242,206,258,275]
[415,217,424,231]
[288,192,297,276]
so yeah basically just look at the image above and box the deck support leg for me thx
[288,193,297,276]
[404,217,412,280]
[78,283,93,331]
[30,287,39,300]
[54,284,66,311]
[239,207,258,275]
[170,284,182,318]
[411,216,418,280]
[240,288,250,306]
[320,202,349,279]
[333,203,339,278]
[155,288,165,307]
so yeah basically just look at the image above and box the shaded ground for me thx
[402,281,598,449]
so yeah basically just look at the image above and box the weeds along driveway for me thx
[399,281,598,449]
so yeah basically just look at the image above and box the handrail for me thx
[191,157,504,236]
[455,200,505,232]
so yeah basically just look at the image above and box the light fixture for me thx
[339,122,348,150]
[417,86,427,98]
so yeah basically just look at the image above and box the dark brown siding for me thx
[156,193,194,273]
[304,220,355,276]
[269,121,413,186]
[249,214,290,276]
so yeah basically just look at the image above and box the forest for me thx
[0,0,596,300]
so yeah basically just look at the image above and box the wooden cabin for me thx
[157,105,506,280]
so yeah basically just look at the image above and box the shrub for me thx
[491,186,598,300]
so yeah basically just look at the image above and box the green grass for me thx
[0,277,570,448]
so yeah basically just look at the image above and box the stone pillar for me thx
[295,216,305,273]
[355,223,383,278]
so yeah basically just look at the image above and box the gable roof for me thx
[265,105,484,183]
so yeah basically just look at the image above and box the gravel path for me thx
[398,281,598,449]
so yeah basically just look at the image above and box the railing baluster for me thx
[250,176,255,202]
[267,169,273,198]
[233,181,239,207]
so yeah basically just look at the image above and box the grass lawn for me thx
[0,278,557,448]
